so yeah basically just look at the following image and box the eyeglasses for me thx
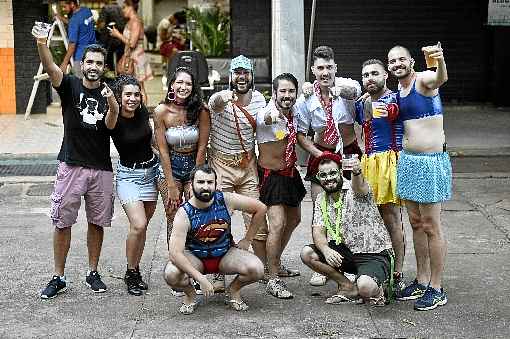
[316,169,340,180]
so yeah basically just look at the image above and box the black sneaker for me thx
[85,271,107,293]
[40,275,67,299]
[124,269,143,296]
[135,267,148,290]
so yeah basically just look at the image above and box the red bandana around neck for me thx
[313,80,339,145]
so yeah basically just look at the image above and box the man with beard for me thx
[207,55,268,291]
[164,165,267,314]
[354,59,406,292]
[256,73,307,299]
[295,45,362,287]
[33,20,119,299]
[387,45,450,311]
[300,153,394,306]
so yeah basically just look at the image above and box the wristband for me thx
[352,169,362,176]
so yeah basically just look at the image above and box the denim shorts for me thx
[158,152,196,183]
[116,161,158,205]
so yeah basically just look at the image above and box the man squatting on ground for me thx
[387,44,451,311]
[207,55,268,291]
[301,153,394,306]
[354,59,406,290]
[295,45,362,286]
[33,22,119,299]
[256,73,307,299]
[164,165,266,314]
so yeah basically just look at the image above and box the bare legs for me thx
[405,200,446,289]
[266,205,301,278]
[378,203,405,273]
[123,201,157,269]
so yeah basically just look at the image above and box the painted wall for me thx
[0,0,15,114]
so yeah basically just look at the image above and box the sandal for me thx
[226,299,249,311]
[179,302,198,315]
[277,265,300,277]
[325,294,362,304]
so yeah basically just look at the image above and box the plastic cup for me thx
[423,47,438,68]
[342,154,357,171]
[372,102,383,118]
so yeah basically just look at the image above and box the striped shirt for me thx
[208,90,266,154]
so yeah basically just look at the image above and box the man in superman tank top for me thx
[163,164,267,314]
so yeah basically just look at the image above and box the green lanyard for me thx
[320,194,343,245]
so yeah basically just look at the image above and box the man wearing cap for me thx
[300,152,394,306]
[295,45,362,286]
[207,55,268,291]
[257,73,307,299]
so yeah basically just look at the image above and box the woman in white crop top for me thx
[153,67,210,248]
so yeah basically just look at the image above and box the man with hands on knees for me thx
[33,21,119,300]
[300,152,395,306]
[164,165,266,315]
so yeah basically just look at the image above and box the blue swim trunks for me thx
[397,150,452,203]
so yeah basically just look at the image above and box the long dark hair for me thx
[165,67,202,125]
[111,74,147,116]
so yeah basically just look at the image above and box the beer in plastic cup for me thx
[423,42,441,68]
[342,154,357,171]
[372,102,383,118]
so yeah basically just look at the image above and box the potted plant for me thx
[186,6,230,57]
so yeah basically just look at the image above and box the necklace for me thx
[320,193,343,245]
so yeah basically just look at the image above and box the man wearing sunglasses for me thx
[300,152,394,306]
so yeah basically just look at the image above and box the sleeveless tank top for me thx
[165,125,199,148]
[398,80,443,121]
[183,191,232,258]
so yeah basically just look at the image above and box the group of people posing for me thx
[32,19,451,314]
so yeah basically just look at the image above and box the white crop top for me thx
[165,125,199,148]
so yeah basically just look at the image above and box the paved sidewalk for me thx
[0,172,509,338]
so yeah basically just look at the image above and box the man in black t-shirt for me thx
[32,22,120,299]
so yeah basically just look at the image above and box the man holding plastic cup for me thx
[33,22,119,299]
[354,59,406,294]
[387,44,450,311]
[295,45,362,287]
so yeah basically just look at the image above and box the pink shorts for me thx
[50,162,114,228]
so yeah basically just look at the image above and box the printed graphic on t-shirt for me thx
[194,219,229,243]
[77,92,106,128]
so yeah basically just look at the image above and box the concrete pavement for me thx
[0,171,509,338]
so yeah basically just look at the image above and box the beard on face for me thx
[365,79,385,94]
[193,186,214,202]
[276,96,295,110]
[392,65,411,79]
[230,79,252,94]
[83,68,101,82]
[320,177,343,193]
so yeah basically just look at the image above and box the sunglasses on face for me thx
[316,169,340,180]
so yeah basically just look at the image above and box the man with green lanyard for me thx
[300,152,394,305]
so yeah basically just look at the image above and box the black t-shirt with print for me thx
[109,105,154,165]
[55,75,112,171]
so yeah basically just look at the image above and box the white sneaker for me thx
[309,272,328,286]
[344,273,356,282]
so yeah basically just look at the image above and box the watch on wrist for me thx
[352,169,362,176]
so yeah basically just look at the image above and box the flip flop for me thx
[179,302,198,315]
[226,299,249,311]
[325,294,362,304]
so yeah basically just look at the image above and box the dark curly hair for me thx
[165,67,203,125]
[111,74,146,114]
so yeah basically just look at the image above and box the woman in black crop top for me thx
[109,75,159,297]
